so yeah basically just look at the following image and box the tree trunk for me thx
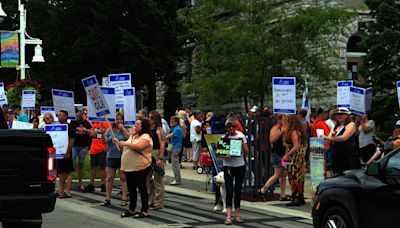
[147,81,157,111]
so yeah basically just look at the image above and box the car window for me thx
[386,152,400,176]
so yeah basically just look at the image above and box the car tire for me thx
[320,206,353,228]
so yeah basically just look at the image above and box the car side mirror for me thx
[366,162,381,176]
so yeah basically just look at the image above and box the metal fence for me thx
[241,116,274,199]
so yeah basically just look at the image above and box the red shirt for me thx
[236,120,243,132]
[311,117,330,137]
[89,122,108,154]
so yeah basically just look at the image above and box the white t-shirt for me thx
[222,131,247,167]
[358,120,376,148]
[190,119,201,142]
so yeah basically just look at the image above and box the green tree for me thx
[180,0,354,108]
[0,0,184,109]
[360,0,400,137]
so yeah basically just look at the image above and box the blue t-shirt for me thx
[17,112,29,123]
[105,128,127,158]
[170,125,183,149]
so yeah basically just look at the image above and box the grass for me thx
[71,154,120,180]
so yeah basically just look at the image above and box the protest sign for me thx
[40,106,58,122]
[123,87,136,126]
[21,90,36,110]
[11,120,33,129]
[0,82,7,106]
[272,77,296,114]
[309,137,325,208]
[398,81,400,109]
[215,138,242,157]
[45,124,69,159]
[350,86,373,115]
[52,89,76,120]
[108,73,131,109]
[87,87,116,122]
[82,75,110,117]
[337,81,353,108]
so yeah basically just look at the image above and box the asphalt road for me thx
[36,187,313,228]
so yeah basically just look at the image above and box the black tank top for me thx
[272,134,285,157]
[151,128,160,149]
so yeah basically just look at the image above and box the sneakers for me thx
[170,180,181,185]
[100,184,106,192]
[82,183,95,193]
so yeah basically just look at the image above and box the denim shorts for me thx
[72,146,89,164]
[106,158,121,169]
[271,152,283,168]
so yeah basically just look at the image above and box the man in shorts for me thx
[190,110,203,170]
[82,121,108,192]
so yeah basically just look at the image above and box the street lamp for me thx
[0,0,45,80]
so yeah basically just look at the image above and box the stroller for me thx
[197,152,212,174]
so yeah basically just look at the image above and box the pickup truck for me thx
[0,129,57,228]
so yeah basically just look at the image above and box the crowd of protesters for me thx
[3,101,400,225]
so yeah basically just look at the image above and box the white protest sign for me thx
[397,81,400,109]
[230,139,242,157]
[272,77,296,114]
[123,87,136,126]
[45,124,69,159]
[52,89,76,120]
[11,120,33,129]
[21,90,36,110]
[40,106,58,122]
[88,87,116,122]
[82,75,110,117]
[109,73,131,109]
[102,77,110,86]
[350,86,373,115]
[0,82,7,106]
[337,81,353,108]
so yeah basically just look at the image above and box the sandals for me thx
[134,212,149,218]
[100,199,111,206]
[120,199,127,206]
[58,193,72,198]
[224,218,232,225]
[257,185,268,195]
[121,210,138,218]
[234,216,244,223]
[279,196,291,201]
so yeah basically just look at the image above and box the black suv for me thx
[312,147,400,228]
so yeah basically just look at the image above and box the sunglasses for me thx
[227,125,237,128]
[44,118,50,120]
[149,116,154,119]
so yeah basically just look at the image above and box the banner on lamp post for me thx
[272,77,296,114]
[108,73,131,109]
[337,81,353,108]
[21,90,36,110]
[123,87,136,126]
[52,89,76,120]
[87,86,116,122]
[82,75,110,117]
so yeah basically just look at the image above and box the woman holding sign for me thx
[221,118,248,225]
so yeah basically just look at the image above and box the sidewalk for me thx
[163,161,312,219]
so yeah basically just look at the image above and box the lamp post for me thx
[0,0,45,80]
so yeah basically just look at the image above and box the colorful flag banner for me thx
[1,31,19,68]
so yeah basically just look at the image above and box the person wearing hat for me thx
[322,107,361,174]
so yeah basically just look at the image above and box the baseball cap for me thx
[250,106,258,113]
[334,107,350,115]
[396,120,400,126]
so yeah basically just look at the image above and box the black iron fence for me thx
[241,116,274,199]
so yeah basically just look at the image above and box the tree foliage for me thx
[179,0,355,107]
[0,0,184,109]
[361,0,400,137]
